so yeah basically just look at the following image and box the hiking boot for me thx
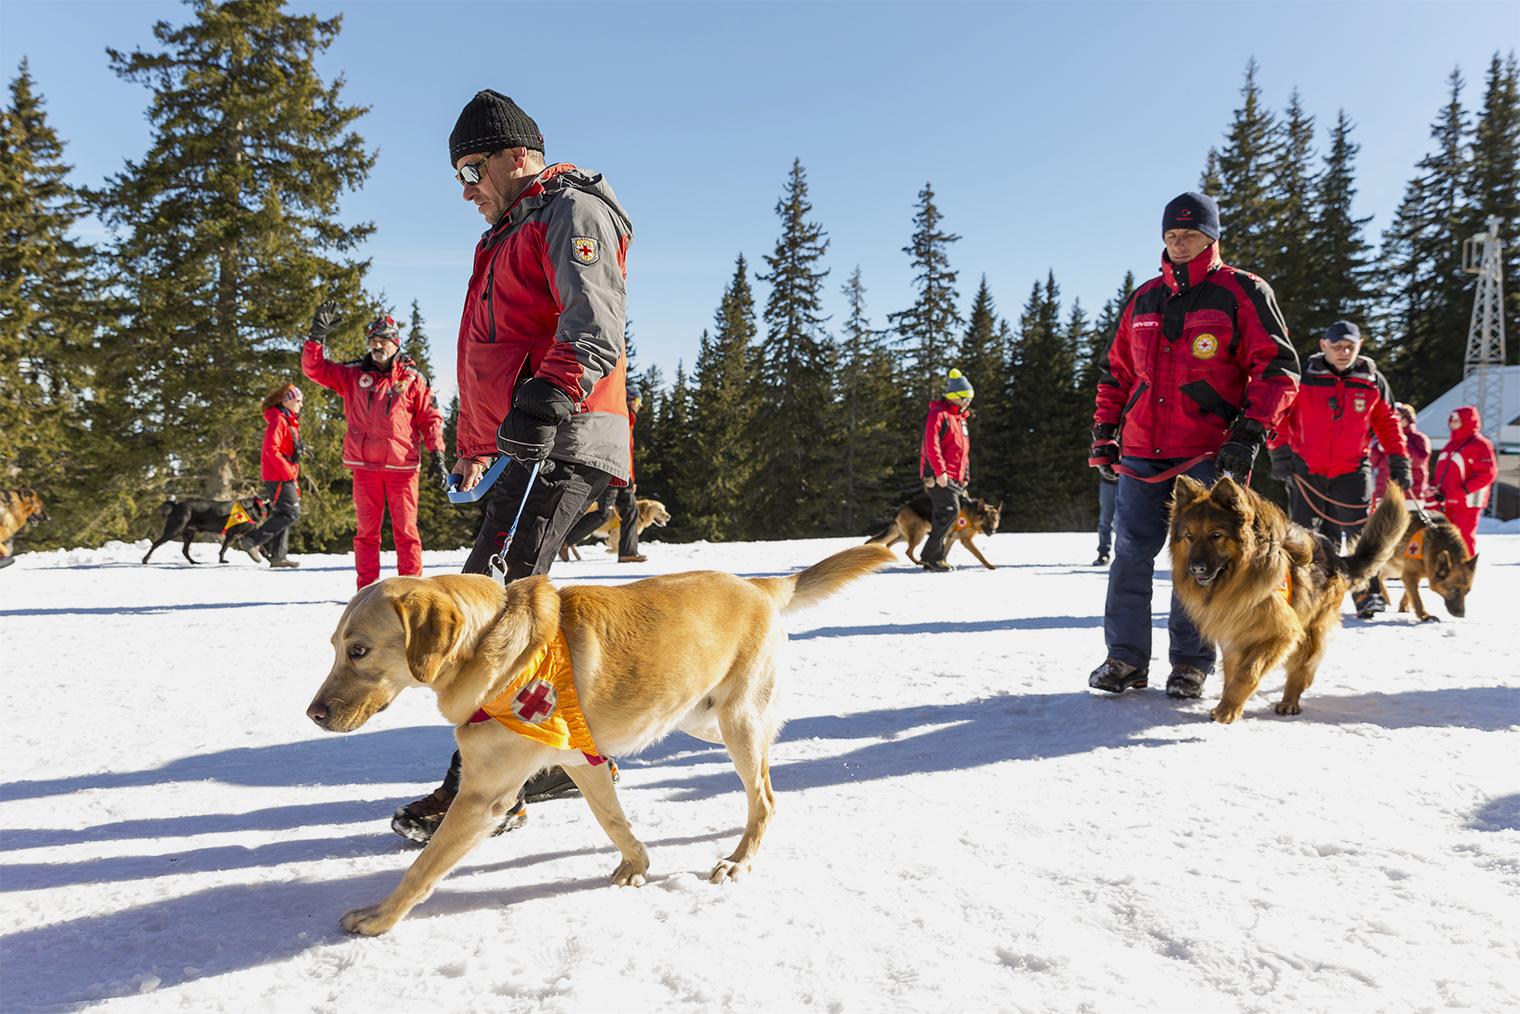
[390,785,527,844]
[242,542,266,564]
[1165,664,1208,699]
[921,559,952,573]
[524,766,581,803]
[617,554,648,563]
[1092,554,1109,566]
[1088,657,1147,693]
[269,558,300,569]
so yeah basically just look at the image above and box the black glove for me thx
[309,299,341,344]
[1088,423,1120,482]
[1215,417,1265,482]
[496,377,576,462]
[289,437,305,464]
[1269,445,1294,482]
[428,452,450,490]
[1388,453,1413,493]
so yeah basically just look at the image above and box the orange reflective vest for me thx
[468,629,606,765]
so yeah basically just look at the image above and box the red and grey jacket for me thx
[1094,247,1299,459]
[1430,406,1497,510]
[260,405,300,482]
[456,163,633,482]
[302,344,444,472]
[920,399,970,485]
[1269,353,1405,478]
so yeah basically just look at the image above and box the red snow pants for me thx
[353,467,421,589]
[1443,502,1481,556]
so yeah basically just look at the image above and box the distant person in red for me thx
[245,382,303,568]
[1370,402,1431,506]
[919,368,973,572]
[302,303,447,589]
[1429,405,1497,555]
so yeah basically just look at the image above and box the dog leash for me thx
[1113,454,1210,484]
[488,460,542,585]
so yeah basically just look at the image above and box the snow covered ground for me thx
[2,528,1517,1012]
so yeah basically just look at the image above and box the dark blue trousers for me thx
[1096,478,1118,556]
[1103,456,1217,674]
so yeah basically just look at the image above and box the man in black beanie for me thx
[1085,191,1300,704]
[390,89,636,845]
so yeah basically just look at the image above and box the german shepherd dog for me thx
[1371,511,1478,621]
[866,492,1002,570]
[560,498,672,561]
[1170,476,1407,723]
[142,496,271,565]
[0,488,49,569]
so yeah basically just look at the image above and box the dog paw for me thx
[340,904,400,936]
[1419,614,1440,623]
[1273,700,1302,716]
[1210,705,1242,725]
[610,859,648,887]
[707,859,749,883]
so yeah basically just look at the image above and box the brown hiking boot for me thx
[390,784,526,844]
[618,554,648,563]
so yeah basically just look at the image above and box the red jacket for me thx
[920,399,970,484]
[1371,424,1430,501]
[1094,248,1299,458]
[302,343,444,472]
[1269,353,1405,478]
[456,163,634,482]
[1430,406,1497,510]
[260,405,300,482]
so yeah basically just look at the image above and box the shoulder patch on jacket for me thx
[571,236,599,265]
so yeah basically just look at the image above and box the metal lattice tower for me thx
[1461,216,1506,464]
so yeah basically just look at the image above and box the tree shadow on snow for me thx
[793,614,1109,639]
[0,599,343,618]
[1292,686,1520,731]
[1468,793,1520,832]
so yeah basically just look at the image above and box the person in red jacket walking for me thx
[1429,405,1497,555]
[302,304,447,589]
[245,382,304,568]
[1087,192,1299,700]
[1369,403,1430,506]
[919,369,974,572]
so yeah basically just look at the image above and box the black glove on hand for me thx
[497,377,576,463]
[1388,453,1413,493]
[1269,445,1294,482]
[289,437,305,464]
[1088,423,1120,482]
[309,300,341,343]
[428,452,450,490]
[1215,417,1266,482]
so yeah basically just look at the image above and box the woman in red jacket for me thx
[246,381,303,568]
[1429,405,1497,555]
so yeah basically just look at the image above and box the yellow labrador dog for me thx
[306,544,893,935]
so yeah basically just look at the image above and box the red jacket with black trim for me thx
[1093,247,1300,459]
[302,344,444,472]
[1269,353,1406,478]
[920,399,970,484]
[260,405,300,482]
[456,163,634,482]
[1430,406,1497,510]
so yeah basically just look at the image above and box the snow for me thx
[2,532,1518,1012]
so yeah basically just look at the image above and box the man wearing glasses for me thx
[390,90,635,845]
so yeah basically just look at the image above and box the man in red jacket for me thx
[1429,405,1497,555]
[391,90,634,846]
[1087,192,1299,700]
[302,305,447,589]
[920,369,973,572]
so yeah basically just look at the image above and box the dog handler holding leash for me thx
[390,90,635,845]
[1086,192,1299,701]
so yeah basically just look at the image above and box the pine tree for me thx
[753,159,836,537]
[836,266,900,533]
[1004,274,1087,529]
[888,181,962,414]
[958,276,1009,499]
[1269,89,1317,347]
[402,300,470,551]
[93,0,374,545]
[1305,111,1377,344]
[0,60,109,550]
[1210,59,1282,276]
[649,363,699,541]
[403,299,435,382]
[1080,271,1135,398]
[1465,51,1520,362]
[689,255,759,540]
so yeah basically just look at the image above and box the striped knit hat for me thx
[944,368,974,402]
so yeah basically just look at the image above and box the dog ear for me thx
[1466,554,1479,571]
[395,585,463,684]
[1433,550,1451,581]
[1209,475,1249,514]
[1172,474,1208,506]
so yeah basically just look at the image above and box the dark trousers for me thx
[564,485,640,556]
[249,479,300,561]
[1096,478,1118,556]
[920,483,962,564]
[1287,467,1369,552]
[443,458,611,797]
[1104,456,1217,674]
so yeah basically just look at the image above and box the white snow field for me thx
[2,529,1517,1013]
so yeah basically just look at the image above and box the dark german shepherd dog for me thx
[1371,511,1479,622]
[1170,476,1406,724]
[866,492,1002,570]
[143,496,271,565]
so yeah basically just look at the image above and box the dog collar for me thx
[468,628,607,766]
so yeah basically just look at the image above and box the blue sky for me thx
[3,1,1517,399]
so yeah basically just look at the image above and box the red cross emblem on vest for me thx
[512,678,557,724]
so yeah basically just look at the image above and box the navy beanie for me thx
[449,90,544,165]
[1162,192,1221,240]
[1323,321,1362,344]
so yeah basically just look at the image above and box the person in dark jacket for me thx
[919,369,974,572]
[392,90,634,845]
[563,389,645,562]
[244,382,304,568]
[1087,192,1300,700]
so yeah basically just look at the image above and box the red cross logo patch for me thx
[358,374,374,389]
[1352,395,1366,413]
[571,236,599,265]
[511,678,557,725]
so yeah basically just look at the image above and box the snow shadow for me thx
[2,799,400,850]
[793,614,1112,638]
[1293,686,1520,731]
[1468,793,1520,832]
[0,598,342,618]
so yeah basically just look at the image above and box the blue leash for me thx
[446,457,543,583]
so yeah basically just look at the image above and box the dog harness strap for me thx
[1113,454,1210,485]
[467,628,604,764]
[1403,527,1426,562]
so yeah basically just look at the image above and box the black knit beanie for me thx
[1162,192,1221,240]
[449,90,544,165]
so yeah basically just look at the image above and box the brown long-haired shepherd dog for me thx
[1371,511,1478,622]
[0,488,50,569]
[1169,476,1406,724]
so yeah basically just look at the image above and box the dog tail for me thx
[753,545,894,615]
[1341,482,1407,585]
[863,519,893,544]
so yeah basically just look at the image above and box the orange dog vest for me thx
[1403,527,1426,562]
[1275,567,1293,603]
[468,629,606,766]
